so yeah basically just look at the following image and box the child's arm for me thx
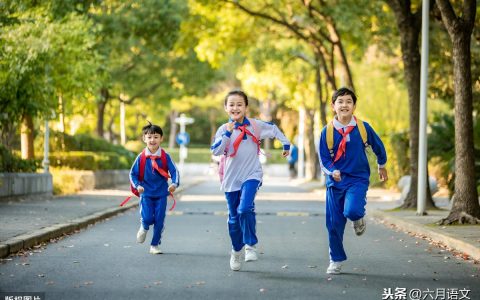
[257,120,290,156]
[319,127,340,181]
[365,122,388,182]
[166,153,180,192]
[129,154,143,192]
[210,124,232,156]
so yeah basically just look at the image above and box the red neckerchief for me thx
[333,124,355,163]
[229,123,260,157]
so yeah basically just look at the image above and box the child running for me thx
[211,89,290,271]
[318,87,388,274]
[129,122,179,254]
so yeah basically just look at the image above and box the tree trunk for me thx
[20,114,34,159]
[386,0,435,209]
[97,88,109,138]
[304,109,319,180]
[437,0,480,224]
[314,61,328,127]
[58,94,65,151]
[326,21,355,90]
[168,110,179,149]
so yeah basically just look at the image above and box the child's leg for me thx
[140,196,155,230]
[150,197,168,246]
[326,187,348,262]
[343,183,368,221]
[238,180,260,246]
[226,191,244,251]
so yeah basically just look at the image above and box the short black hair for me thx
[224,89,249,106]
[332,87,357,105]
[142,121,163,136]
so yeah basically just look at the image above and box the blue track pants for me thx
[326,181,368,262]
[139,195,167,246]
[225,180,261,252]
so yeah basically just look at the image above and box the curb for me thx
[0,178,205,259]
[370,209,480,261]
[0,200,139,259]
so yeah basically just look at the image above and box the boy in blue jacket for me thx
[129,122,179,254]
[318,87,388,274]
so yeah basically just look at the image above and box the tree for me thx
[0,5,96,158]
[383,0,436,209]
[436,0,480,224]
[89,0,186,138]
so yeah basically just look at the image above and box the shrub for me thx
[0,144,39,172]
[48,151,132,170]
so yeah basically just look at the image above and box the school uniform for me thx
[318,116,386,262]
[129,147,179,246]
[211,118,290,251]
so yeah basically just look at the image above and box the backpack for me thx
[326,117,368,159]
[130,149,168,197]
[218,118,262,183]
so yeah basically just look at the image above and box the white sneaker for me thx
[149,245,162,254]
[326,261,342,274]
[245,245,258,262]
[230,250,242,271]
[353,218,366,236]
[136,227,147,243]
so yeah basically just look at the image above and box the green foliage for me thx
[35,130,135,159]
[48,151,131,170]
[428,113,480,194]
[387,131,410,185]
[0,144,39,172]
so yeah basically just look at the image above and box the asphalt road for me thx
[1,178,478,300]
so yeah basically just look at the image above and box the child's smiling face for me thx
[332,94,356,122]
[143,133,163,153]
[224,94,247,123]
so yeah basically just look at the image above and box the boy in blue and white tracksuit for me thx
[130,122,180,254]
[211,89,290,271]
[318,87,388,274]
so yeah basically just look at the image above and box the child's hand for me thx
[137,185,144,194]
[168,184,177,193]
[332,170,342,182]
[378,167,388,182]
[226,122,235,132]
[282,150,290,157]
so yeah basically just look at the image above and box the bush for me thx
[35,131,136,161]
[48,151,132,170]
[0,144,39,172]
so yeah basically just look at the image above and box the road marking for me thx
[276,212,310,217]
[166,211,321,217]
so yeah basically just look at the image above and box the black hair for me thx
[224,89,249,106]
[332,87,357,105]
[142,121,163,136]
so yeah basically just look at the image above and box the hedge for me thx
[48,151,133,170]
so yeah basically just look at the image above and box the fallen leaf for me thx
[281,265,288,269]
[38,274,45,278]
